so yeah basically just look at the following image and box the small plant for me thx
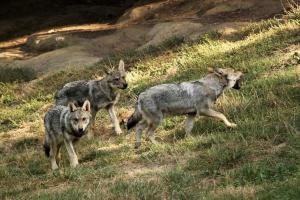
[110,179,164,199]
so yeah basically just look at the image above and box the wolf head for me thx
[105,60,128,89]
[209,67,244,90]
[68,100,92,137]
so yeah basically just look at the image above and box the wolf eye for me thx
[82,117,86,121]
[74,118,79,122]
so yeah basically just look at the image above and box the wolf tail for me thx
[127,105,142,130]
[43,134,50,157]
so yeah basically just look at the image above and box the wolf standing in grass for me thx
[44,100,92,170]
[55,60,127,135]
[127,68,243,148]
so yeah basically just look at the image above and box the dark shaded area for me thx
[13,137,40,150]
[0,0,140,42]
[0,66,37,83]
[0,0,133,18]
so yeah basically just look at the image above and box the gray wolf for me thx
[127,68,243,148]
[43,100,92,170]
[55,60,127,135]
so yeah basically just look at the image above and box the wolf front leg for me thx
[50,142,59,170]
[55,144,62,166]
[87,110,97,139]
[201,109,237,128]
[107,105,122,135]
[64,139,79,168]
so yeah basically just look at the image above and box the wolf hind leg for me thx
[185,114,196,136]
[135,120,147,149]
[138,99,162,145]
[147,124,159,144]
[145,112,163,144]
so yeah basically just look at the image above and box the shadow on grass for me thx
[79,145,131,168]
[13,137,40,150]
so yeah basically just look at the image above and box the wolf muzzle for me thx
[122,83,128,89]
[233,82,240,89]
[72,128,87,137]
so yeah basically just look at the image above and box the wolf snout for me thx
[233,73,244,90]
[233,78,243,90]
[75,129,86,137]
[78,128,85,134]
[233,81,241,90]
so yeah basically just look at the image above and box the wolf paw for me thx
[70,159,79,168]
[115,128,123,135]
[51,165,59,170]
[185,133,191,137]
[228,123,237,128]
[134,142,141,149]
[70,163,78,168]
[148,136,159,145]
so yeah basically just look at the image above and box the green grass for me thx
[1,7,300,200]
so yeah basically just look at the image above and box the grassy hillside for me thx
[0,7,300,200]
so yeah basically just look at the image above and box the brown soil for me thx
[0,0,287,74]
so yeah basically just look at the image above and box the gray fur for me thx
[127,68,243,148]
[55,60,127,135]
[44,100,92,170]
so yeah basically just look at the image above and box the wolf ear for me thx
[207,67,214,73]
[68,103,77,112]
[103,67,111,75]
[82,100,91,112]
[118,60,126,76]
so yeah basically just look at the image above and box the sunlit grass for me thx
[1,8,300,200]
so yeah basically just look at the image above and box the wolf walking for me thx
[55,60,127,135]
[127,68,243,148]
[44,100,92,170]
